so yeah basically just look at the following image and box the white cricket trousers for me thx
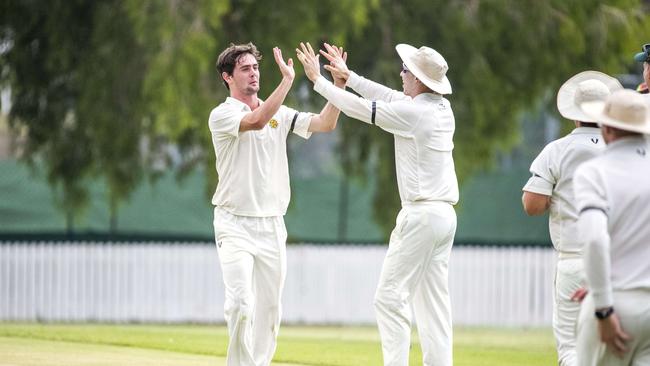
[554,255,585,366]
[374,201,456,366]
[213,207,287,366]
[577,290,650,366]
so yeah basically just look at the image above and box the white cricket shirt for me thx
[575,136,650,307]
[314,73,458,205]
[208,97,312,217]
[523,127,604,253]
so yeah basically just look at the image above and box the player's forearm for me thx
[580,209,613,308]
[310,103,341,132]
[310,82,345,132]
[314,76,374,124]
[347,71,408,102]
[243,78,293,129]
[521,191,550,216]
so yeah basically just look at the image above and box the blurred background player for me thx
[522,71,622,366]
[634,43,649,94]
[575,89,650,366]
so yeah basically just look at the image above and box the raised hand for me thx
[320,43,350,85]
[273,47,295,81]
[295,42,321,82]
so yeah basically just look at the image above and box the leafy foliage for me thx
[1,0,648,236]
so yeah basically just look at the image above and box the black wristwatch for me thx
[595,306,614,320]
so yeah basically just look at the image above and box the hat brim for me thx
[395,44,452,95]
[556,71,623,122]
[581,100,650,134]
[634,51,648,63]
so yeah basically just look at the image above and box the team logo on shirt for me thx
[590,138,599,144]
[637,148,646,157]
[269,119,279,128]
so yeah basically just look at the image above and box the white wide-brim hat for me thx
[557,71,623,122]
[396,44,452,95]
[580,89,650,134]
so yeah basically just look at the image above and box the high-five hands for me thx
[295,42,321,82]
[273,46,295,82]
[320,43,350,85]
[296,42,348,87]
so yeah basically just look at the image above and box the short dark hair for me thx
[216,42,262,90]
[578,122,599,128]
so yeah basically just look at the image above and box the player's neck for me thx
[231,91,260,111]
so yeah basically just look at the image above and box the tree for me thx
[335,0,648,236]
[1,0,105,230]
[2,0,648,238]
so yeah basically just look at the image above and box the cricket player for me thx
[633,43,649,94]
[209,42,344,366]
[296,42,458,366]
[574,89,650,366]
[522,71,622,366]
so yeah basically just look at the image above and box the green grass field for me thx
[0,324,556,366]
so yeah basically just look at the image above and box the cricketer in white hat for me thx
[522,71,621,366]
[574,89,650,366]
[633,43,649,94]
[395,43,452,95]
[296,41,458,366]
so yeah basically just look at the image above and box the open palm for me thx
[295,42,321,82]
[273,47,295,81]
[320,43,349,84]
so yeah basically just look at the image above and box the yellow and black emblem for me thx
[269,119,279,128]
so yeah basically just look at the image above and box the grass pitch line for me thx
[0,336,303,366]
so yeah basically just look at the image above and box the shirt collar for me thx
[413,93,443,102]
[605,135,646,151]
[570,127,601,135]
[225,96,263,111]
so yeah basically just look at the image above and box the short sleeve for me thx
[281,106,313,140]
[523,145,556,195]
[522,175,553,196]
[208,105,246,137]
[574,163,608,215]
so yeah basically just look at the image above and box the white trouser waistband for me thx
[558,251,581,259]
[402,200,454,208]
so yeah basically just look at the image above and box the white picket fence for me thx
[0,243,555,326]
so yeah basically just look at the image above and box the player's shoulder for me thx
[552,129,603,156]
[277,104,308,123]
[277,104,295,116]
[535,137,566,158]
[210,98,246,120]
[567,129,603,145]
[574,154,604,179]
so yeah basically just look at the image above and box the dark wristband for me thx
[595,307,614,320]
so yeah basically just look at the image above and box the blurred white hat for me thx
[557,71,622,122]
[580,89,650,134]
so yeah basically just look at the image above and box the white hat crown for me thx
[556,71,623,122]
[412,47,448,81]
[573,79,610,105]
[602,91,648,126]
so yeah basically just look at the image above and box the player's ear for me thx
[222,72,231,83]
